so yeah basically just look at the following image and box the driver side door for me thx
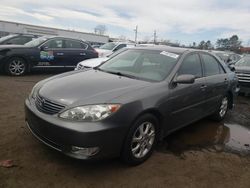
[167,53,207,131]
[37,38,66,67]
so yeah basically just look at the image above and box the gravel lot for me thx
[1,72,250,188]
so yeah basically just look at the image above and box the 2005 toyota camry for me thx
[25,46,238,165]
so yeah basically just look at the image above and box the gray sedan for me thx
[25,46,238,165]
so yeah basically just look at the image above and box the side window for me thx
[5,36,31,45]
[113,44,126,51]
[42,39,63,49]
[64,39,84,49]
[202,54,222,76]
[178,54,202,78]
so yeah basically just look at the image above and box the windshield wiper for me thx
[102,70,138,79]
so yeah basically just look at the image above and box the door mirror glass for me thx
[174,74,195,84]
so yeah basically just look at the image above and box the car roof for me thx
[130,45,198,54]
[38,36,88,43]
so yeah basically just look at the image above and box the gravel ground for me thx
[0,73,250,188]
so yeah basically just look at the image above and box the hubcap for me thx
[131,122,155,158]
[219,97,228,117]
[9,59,25,75]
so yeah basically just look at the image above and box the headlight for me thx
[59,104,121,121]
[29,83,40,100]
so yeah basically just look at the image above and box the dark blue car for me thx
[0,36,98,76]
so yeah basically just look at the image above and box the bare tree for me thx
[94,25,107,35]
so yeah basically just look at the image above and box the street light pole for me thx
[134,25,138,44]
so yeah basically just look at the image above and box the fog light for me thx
[71,146,100,157]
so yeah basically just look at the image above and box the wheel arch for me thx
[132,108,165,140]
[227,90,234,109]
[5,55,30,70]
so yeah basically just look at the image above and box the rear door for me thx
[200,53,228,114]
[62,39,91,67]
[168,53,207,131]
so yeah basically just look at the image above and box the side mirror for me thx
[174,74,195,84]
[229,65,235,72]
[40,46,48,51]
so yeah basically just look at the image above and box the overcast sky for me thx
[1,0,250,45]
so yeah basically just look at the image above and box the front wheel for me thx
[5,57,27,76]
[121,114,159,165]
[211,96,229,121]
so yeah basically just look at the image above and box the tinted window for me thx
[202,54,221,76]
[42,39,63,48]
[5,36,32,45]
[65,39,85,49]
[178,54,202,78]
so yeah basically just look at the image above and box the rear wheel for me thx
[5,57,27,76]
[211,96,229,121]
[121,114,159,165]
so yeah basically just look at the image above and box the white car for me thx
[95,42,135,57]
[75,48,129,71]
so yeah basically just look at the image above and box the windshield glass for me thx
[24,36,48,47]
[99,49,179,82]
[0,35,16,43]
[215,53,229,61]
[235,57,250,67]
[99,42,116,50]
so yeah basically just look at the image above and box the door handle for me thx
[224,78,228,83]
[56,52,64,56]
[200,85,207,90]
[80,53,86,56]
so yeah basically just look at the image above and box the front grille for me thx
[236,72,250,83]
[35,95,65,115]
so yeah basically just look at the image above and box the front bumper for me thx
[25,99,127,159]
[238,82,250,94]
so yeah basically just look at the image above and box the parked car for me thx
[0,36,98,76]
[25,46,238,165]
[75,48,130,71]
[211,51,241,64]
[235,56,250,94]
[0,34,38,45]
[96,42,135,57]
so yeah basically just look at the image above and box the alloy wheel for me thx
[219,97,228,118]
[131,122,155,159]
[9,59,26,76]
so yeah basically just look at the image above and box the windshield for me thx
[107,48,128,58]
[99,49,179,82]
[235,57,250,67]
[99,42,116,50]
[215,53,229,61]
[24,36,48,47]
[0,35,16,43]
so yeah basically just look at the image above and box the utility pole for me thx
[153,30,157,44]
[134,25,138,44]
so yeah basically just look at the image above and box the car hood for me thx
[78,57,109,68]
[235,66,250,74]
[38,70,151,106]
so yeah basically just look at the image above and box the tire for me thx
[211,95,229,121]
[121,114,159,166]
[5,57,27,76]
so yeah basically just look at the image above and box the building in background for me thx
[0,20,109,45]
